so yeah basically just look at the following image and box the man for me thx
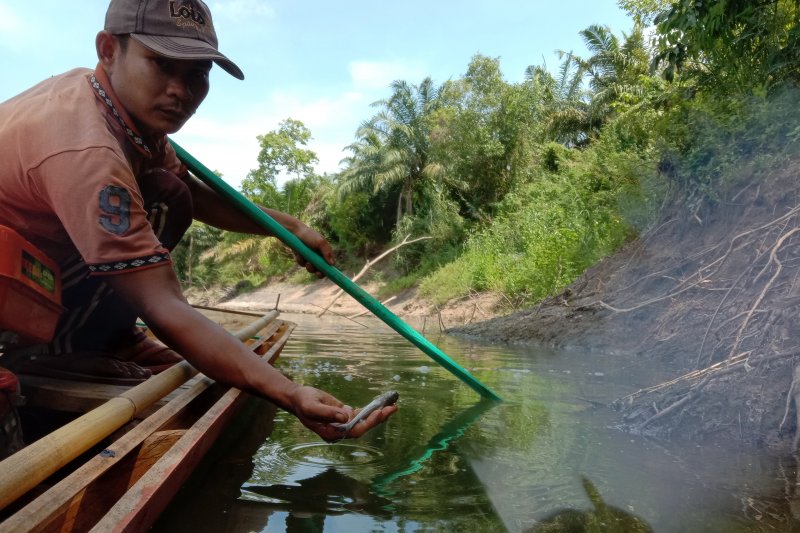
[0,0,395,441]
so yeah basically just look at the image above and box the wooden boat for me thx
[0,308,294,533]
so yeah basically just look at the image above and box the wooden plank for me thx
[16,320,283,415]
[0,320,293,533]
[92,382,249,532]
[191,303,277,318]
[0,374,213,533]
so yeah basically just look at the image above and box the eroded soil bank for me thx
[455,162,800,450]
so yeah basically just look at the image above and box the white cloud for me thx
[172,117,261,189]
[264,90,364,132]
[175,90,370,188]
[349,60,427,90]
[0,3,38,50]
[209,0,275,21]
[314,141,349,176]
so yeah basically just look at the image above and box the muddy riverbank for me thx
[454,161,800,450]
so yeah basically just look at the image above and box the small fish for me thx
[332,390,399,432]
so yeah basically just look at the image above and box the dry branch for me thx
[316,234,431,317]
[598,206,800,316]
[347,296,397,319]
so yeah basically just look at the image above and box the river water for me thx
[155,312,800,532]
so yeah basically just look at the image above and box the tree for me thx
[527,50,593,146]
[649,0,800,91]
[210,119,324,283]
[433,55,536,220]
[241,118,319,209]
[617,0,672,24]
[337,78,445,227]
[171,221,223,287]
[578,24,651,123]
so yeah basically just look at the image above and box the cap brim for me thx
[131,34,244,80]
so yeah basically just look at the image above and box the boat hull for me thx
[0,314,294,533]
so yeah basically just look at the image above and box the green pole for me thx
[170,139,501,401]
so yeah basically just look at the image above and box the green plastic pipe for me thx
[170,139,501,401]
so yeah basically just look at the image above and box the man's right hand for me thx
[288,385,397,442]
[105,266,395,441]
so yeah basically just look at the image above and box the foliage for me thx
[241,118,319,208]
[420,144,636,307]
[526,51,592,146]
[650,0,800,91]
[433,55,538,221]
[617,0,672,24]
[187,118,328,287]
[322,189,394,257]
[172,221,223,287]
[656,85,800,214]
[577,23,652,124]
[200,231,295,287]
[389,181,466,274]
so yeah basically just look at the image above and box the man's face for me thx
[107,37,211,137]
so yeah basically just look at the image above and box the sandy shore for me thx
[186,278,507,331]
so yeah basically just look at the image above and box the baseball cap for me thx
[104,0,244,80]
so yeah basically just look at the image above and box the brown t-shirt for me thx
[0,65,183,276]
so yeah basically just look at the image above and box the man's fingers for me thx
[321,244,336,265]
[344,405,397,438]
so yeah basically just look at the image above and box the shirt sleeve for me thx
[33,146,171,275]
[162,141,188,178]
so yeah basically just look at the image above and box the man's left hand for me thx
[292,225,335,277]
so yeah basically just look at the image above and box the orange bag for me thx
[0,226,64,346]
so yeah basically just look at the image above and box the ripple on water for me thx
[246,440,391,487]
[241,441,395,514]
[284,442,385,468]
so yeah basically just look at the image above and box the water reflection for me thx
[372,399,497,497]
[525,477,652,532]
[155,312,800,531]
[243,396,504,530]
[243,468,393,518]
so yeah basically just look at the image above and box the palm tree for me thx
[337,78,445,227]
[337,130,385,197]
[528,23,652,146]
[527,50,592,146]
[577,23,651,126]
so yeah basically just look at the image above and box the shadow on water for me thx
[242,467,394,517]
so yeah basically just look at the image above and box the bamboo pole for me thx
[191,303,277,318]
[0,312,278,512]
[170,140,501,401]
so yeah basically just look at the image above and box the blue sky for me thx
[0,1,633,188]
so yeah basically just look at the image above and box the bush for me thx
[420,144,638,307]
